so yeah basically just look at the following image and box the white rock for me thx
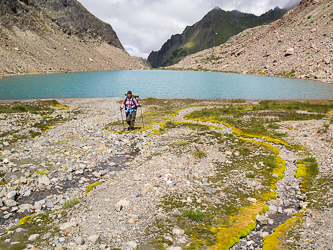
[38,176,50,186]
[247,198,257,203]
[7,191,17,200]
[28,234,39,241]
[16,228,27,233]
[172,228,185,235]
[59,221,78,230]
[256,215,268,225]
[117,199,130,207]
[166,247,183,250]
[4,199,17,207]
[125,241,138,249]
[247,240,255,246]
[3,158,10,164]
[75,236,85,245]
[20,176,27,184]
[87,234,100,244]
[285,48,294,56]
[115,204,123,212]
[284,208,296,215]
[300,202,309,209]
[261,232,269,237]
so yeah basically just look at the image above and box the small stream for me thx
[0,148,140,229]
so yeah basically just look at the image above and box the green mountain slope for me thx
[148,7,287,68]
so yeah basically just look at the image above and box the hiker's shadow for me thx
[123,126,143,131]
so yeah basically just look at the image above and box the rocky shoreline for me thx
[0,98,332,250]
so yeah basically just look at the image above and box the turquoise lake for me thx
[0,70,333,99]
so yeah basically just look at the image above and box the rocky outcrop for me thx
[148,7,287,68]
[172,0,333,83]
[132,56,152,68]
[0,0,145,75]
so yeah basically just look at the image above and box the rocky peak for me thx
[0,0,124,49]
[148,6,287,68]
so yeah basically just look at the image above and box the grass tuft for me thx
[173,141,188,146]
[193,148,206,158]
[62,198,80,209]
[183,209,205,222]
[266,160,277,168]
[303,157,316,163]
[246,173,255,178]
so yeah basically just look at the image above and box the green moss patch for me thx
[211,202,269,250]
[262,212,303,250]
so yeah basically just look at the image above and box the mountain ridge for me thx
[0,0,146,75]
[171,0,333,83]
[148,6,288,68]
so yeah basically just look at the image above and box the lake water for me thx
[0,70,333,99]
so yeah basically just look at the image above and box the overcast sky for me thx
[79,0,300,59]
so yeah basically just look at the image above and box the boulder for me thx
[256,215,268,225]
[4,199,17,207]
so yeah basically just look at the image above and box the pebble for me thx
[204,187,217,194]
[75,236,85,245]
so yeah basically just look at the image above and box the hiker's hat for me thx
[127,90,132,94]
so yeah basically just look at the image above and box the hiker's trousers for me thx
[126,111,136,129]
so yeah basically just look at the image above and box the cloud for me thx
[79,0,300,58]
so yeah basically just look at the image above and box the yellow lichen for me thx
[85,181,104,193]
[270,184,277,190]
[37,169,49,175]
[18,214,35,226]
[210,202,268,250]
[239,138,280,155]
[262,212,303,250]
[295,164,307,179]
[264,136,292,148]
[53,104,70,111]
[273,156,286,180]
[261,192,277,202]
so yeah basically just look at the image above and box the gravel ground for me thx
[0,98,332,250]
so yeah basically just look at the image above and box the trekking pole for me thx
[120,108,125,131]
[141,106,144,128]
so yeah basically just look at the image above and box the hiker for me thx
[120,91,141,130]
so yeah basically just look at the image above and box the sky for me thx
[79,0,300,59]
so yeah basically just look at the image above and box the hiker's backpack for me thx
[124,93,139,109]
